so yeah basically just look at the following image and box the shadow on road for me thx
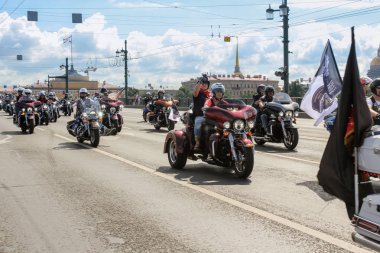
[296,180,336,201]
[254,144,298,154]
[0,130,25,136]
[52,142,88,150]
[138,128,169,134]
[157,165,252,186]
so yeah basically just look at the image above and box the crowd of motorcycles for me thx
[0,91,124,148]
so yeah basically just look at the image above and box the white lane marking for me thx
[301,136,328,142]
[0,135,12,145]
[36,127,46,131]
[54,133,369,253]
[124,126,132,130]
[256,151,320,165]
[120,132,135,136]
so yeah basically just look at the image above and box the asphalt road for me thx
[0,108,375,252]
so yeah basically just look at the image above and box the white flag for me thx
[300,40,342,126]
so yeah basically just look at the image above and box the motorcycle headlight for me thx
[98,112,103,117]
[285,111,293,118]
[247,120,254,129]
[279,111,284,117]
[101,105,106,110]
[90,111,96,116]
[34,108,38,111]
[294,111,299,117]
[27,108,33,113]
[223,121,231,129]
[22,108,25,112]
[81,113,88,118]
[110,107,116,113]
[233,120,245,131]
[11,101,14,105]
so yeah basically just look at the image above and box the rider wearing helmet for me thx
[192,74,211,151]
[16,87,24,102]
[37,91,48,103]
[157,89,165,100]
[252,84,266,109]
[258,86,276,135]
[15,89,35,124]
[367,78,380,124]
[143,92,152,106]
[204,83,227,108]
[75,88,93,117]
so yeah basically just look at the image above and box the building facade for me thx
[368,44,380,80]
[181,41,279,98]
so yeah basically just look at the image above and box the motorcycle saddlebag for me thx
[358,134,380,175]
[355,194,380,243]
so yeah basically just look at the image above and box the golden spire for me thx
[232,37,242,77]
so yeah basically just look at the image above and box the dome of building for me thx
[370,56,380,67]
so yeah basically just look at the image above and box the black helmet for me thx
[100,87,108,94]
[265,86,275,94]
[257,84,266,93]
[199,74,210,87]
[370,78,380,94]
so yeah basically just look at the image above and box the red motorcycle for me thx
[100,100,124,134]
[17,101,41,134]
[164,100,256,178]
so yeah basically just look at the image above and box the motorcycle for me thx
[48,101,59,122]
[147,98,180,131]
[252,92,300,150]
[5,100,15,116]
[100,100,124,134]
[60,99,72,116]
[17,101,41,134]
[164,99,256,178]
[38,103,50,125]
[0,99,3,111]
[67,107,102,147]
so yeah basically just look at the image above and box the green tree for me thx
[176,86,192,99]
[127,87,139,97]
[288,80,306,97]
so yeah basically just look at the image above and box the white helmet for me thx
[79,88,88,94]
[48,92,54,97]
[22,89,32,96]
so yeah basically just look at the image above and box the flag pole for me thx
[354,146,359,214]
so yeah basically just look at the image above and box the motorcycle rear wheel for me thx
[168,120,175,131]
[283,128,299,151]
[168,138,187,169]
[233,147,254,179]
[253,137,266,146]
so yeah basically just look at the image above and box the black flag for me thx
[317,27,372,219]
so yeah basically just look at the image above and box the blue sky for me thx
[1,0,380,89]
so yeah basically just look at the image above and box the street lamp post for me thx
[59,57,69,94]
[266,0,289,93]
[116,40,128,104]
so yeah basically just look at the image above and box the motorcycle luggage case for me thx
[355,194,380,242]
[358,134,380,175]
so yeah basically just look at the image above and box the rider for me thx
[252,84,266,110]
[37,91,48,103]
[204,83,227,108]
[367,78,380,124]
[258,86,276,135]
[48,91,60,118]
[192,74,210,150]
[143,92,153,106]
[16,87,24,102]
[69,88,97,132]
[15,89,35,124]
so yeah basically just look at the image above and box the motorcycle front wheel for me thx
[28,119,34,134]
[283,128,299,151]
[233,147,254,179]
[90,128,100,147]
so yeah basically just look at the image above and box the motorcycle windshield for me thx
[204,104,256,122]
